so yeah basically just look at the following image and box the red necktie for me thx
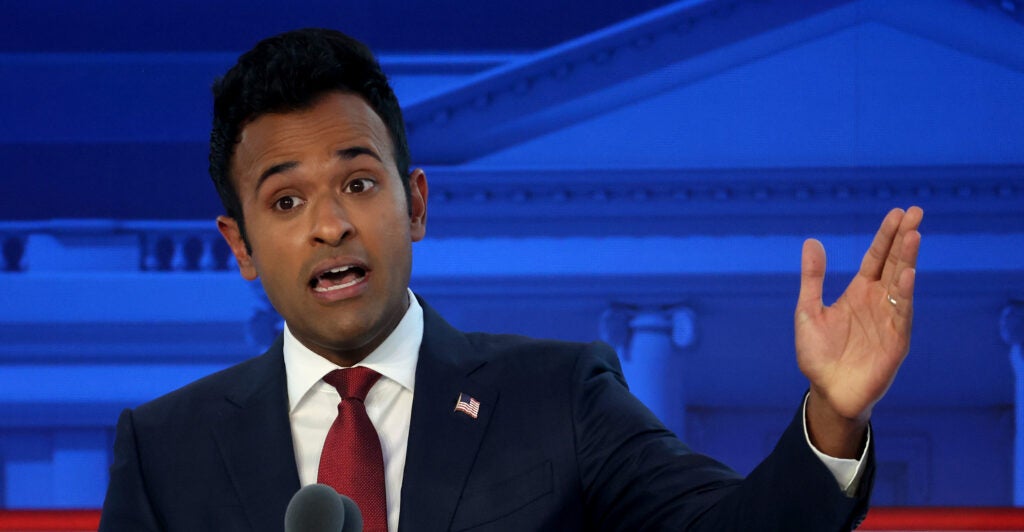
[318,367,388,532]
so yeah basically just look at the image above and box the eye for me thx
[273,195,305,211]
[344,177,377,194]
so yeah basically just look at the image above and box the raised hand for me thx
[795,207,923,457]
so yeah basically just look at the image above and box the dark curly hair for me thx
[209,28,411,251]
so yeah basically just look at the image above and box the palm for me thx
[795,207,923,421]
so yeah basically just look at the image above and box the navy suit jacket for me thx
[100,298,872,531]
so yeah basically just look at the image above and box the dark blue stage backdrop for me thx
[1,0,1023,509]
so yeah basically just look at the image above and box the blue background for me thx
[1,0,1023,508]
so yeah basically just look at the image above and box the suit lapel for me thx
[212,337,301,532]
[399,299,497,532]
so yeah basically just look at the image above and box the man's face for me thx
[217,92,427,365]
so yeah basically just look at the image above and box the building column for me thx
[600,305,695,439]
[248,283,284,349]
[1003,301,1024,506]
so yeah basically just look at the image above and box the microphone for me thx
[284,484,364,532]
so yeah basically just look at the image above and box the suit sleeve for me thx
[99,408,164,532]
[573,342,873,531]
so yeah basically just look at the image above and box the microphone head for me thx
[284,484,347,532]
[339,492,363,532]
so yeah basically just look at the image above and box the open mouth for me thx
[310,264,367,293]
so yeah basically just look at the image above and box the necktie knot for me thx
[323,367,381,401]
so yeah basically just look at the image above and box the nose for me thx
[309,197,353,246]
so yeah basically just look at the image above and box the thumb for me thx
[797,238,826,322]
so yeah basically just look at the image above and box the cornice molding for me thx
[379,53,524,75]
[421,165,1024,236]
[1,166,1020,242]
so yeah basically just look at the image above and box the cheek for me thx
[246,224,303,281]
[377,221,412,252]
[363,200,411,240]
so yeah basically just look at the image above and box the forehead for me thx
[231,92,395,188]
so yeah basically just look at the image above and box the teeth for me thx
[314,276,363,292]
[313,264,365,293]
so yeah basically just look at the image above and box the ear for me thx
[408,168,428,242]
[217,215,259,281]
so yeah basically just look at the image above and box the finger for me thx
[858,208,904,282]
[890,266,917,333]
[887,228,921,308]
[881,206,924,289]
[797,239,826,321]
[896,266,917,305]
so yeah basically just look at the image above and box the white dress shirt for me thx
[283,291,867,531]
[284,291,422,532]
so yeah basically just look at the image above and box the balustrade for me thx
[0,220,233,273]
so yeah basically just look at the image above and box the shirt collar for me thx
[283,289,423,413]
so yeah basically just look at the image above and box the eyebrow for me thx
[254,146,384,191]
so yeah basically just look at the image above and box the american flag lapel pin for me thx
[454,392,481,419]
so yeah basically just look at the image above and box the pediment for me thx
[404,0,1024,167]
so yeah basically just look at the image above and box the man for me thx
[99,28,923,531]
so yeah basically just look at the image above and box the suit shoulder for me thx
[461,332,621,372]
[130,352,279,425]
